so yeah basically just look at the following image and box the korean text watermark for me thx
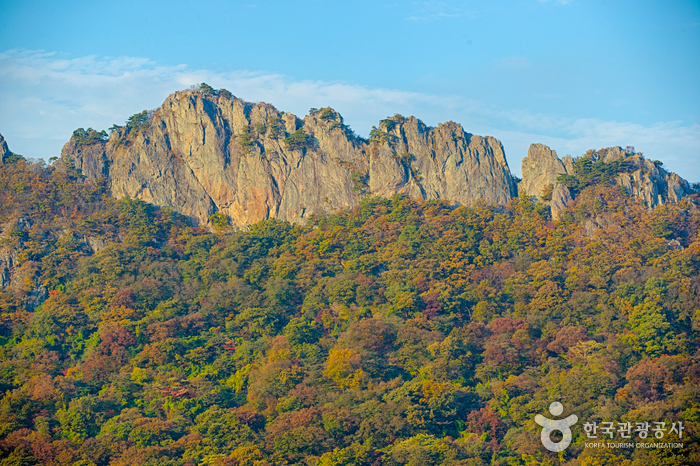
[535,402,685,452]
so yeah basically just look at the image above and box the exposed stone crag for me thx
[60,91,517,227]
[614,150,693,208]
[58,91,693,227]
[0,133,12,165]
[519,143,573,199]
[0,217,48,308]
[520,143,695,219]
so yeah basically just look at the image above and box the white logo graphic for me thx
[535,402,578,452]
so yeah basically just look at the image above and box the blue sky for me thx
[0,0,698,181]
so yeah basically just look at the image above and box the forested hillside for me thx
[0,155,699,465]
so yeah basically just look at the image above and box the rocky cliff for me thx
[608,147,693,208]
[60,90,517,227]
[59,89,694,227]
[520,143,695,219]
[0,217,48,308]
[519,143,573,198]
[0,133,12,165]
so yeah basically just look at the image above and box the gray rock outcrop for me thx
[549,184,573,220]
[0,133,12,164]
[519,143,572,199]
[61,91,518,227]
[520,144,695,219]
[0,217,47,309]
[58,91,694,227]
[616,153,694,208]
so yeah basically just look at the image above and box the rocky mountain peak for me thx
[57,89,694,227]
[519,143,572,199]
[60,89,519,227]
[520,143,695,219]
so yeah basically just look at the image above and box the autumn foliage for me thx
[0,157,699,465]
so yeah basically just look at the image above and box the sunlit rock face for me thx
[0,133,12,165]
[62,90,693,228]
[519,143,694,220]
[520,143,573,200]
[61,91,518,227]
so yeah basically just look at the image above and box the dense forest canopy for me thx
[0,154,698,465]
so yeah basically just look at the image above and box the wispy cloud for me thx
[405,1,476,21]
[0,49,698,182]
[482,108,700,180]
[496,107,700,154]
[0,49,458,155]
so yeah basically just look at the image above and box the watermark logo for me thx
[533,403,685,451]
[535,401,579,452]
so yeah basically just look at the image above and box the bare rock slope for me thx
[520,143,695,219]
[61,90,517,227]
[519,143,573,198]
[0,133,12,165]
[60,90,694,227]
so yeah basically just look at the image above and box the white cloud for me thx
[486,111,700,180]
[0,49,459,157]
[0,49,698,182]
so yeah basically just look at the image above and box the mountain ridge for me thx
[60,88,517,227]
[7,85,696,227]
[520,143,695,219]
